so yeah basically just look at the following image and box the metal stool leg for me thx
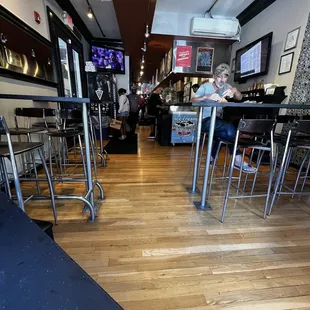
[78,134,87,187]
[38,147,57,224]
[278,147,293,195]
[10,154,25,211]
[222,143,229,183]
[264,149,275,218]
[236,149,246,196]
[300,157,310,194]
[207,141,222,200]
[221,137,239,223]
[250,150,264,196]
[268,131,292,216]
[292,149,310,198]
[0,157,12,199]
[197,133,207,179]
[243,149,254,192]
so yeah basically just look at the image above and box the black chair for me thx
[221,119,276,222]
[268,119,310,216]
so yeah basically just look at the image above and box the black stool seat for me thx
[7,127,45,135]
[32,122,57,129]
[0,142,44,156]
[45,129,83,138]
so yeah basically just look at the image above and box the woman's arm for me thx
[192,93,222,102]
[118,95,125,113]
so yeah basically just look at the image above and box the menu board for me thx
[196,47,214,73]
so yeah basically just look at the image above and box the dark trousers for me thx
[128,112,139,134]
[202,117,240,158]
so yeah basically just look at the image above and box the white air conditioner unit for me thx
[191,17,240,38]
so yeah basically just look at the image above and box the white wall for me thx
[1,0,50,39]
[229,0,310,103]
[152,11,201,37]
[0,0,62,123]
[116,55,130,91]
[0,0,91,123]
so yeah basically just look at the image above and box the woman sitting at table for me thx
[192,63,256,173]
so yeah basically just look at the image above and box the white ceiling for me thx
[70,0,121,39]
[211,0,256,18]
[154,0,255,17]
[154,0,216,14]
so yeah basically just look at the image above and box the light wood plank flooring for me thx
[24,126,310,309]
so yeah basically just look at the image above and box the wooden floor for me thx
[25,126,310,309]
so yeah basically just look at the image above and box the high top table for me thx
[190,100,310,211]
[0,192,122,309]
[0,94,104,221]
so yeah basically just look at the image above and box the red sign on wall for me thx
[176,46,192,67]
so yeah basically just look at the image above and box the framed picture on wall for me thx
[284,27,300,51]
[196,47,214,73]
[279,52,294,75]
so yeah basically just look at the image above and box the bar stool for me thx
[221,119,276,222]
[45,109,86,179]
[0,115,57,223]
[3,108,55,193]
[268,119,310,215]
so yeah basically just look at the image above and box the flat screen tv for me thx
[234,32,273,82]
[91,45,125,74]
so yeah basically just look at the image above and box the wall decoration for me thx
[196,47,214,73]
[175,46,192,68]
[283,13,310,167]
[279,52,294,75]
[284,27,300,51]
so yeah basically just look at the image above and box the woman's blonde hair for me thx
[214,63,231,77]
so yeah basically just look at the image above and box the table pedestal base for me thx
[194,201,212,211]
[186,187,200,194]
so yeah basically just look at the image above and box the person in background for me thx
[147,87,163,139]
[140,95,146,120]
[110,52,121,71]
[192,63,256,173]
[118,88,130,140]
[127,86,142,135]
[192,84,200,94]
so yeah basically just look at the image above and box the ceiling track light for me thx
[145,25,150,38]
[87,6,93,18]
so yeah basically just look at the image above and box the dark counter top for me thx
[0,94,90,104]
[192,100,310,109]
[0,193,122,310]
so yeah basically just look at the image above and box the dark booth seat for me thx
[0,193,122,310]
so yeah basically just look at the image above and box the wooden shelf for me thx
[241,89,265,95]
[154,72,213,91]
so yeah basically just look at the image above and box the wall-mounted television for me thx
[234,32,273,82]
[91,45,125,74]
